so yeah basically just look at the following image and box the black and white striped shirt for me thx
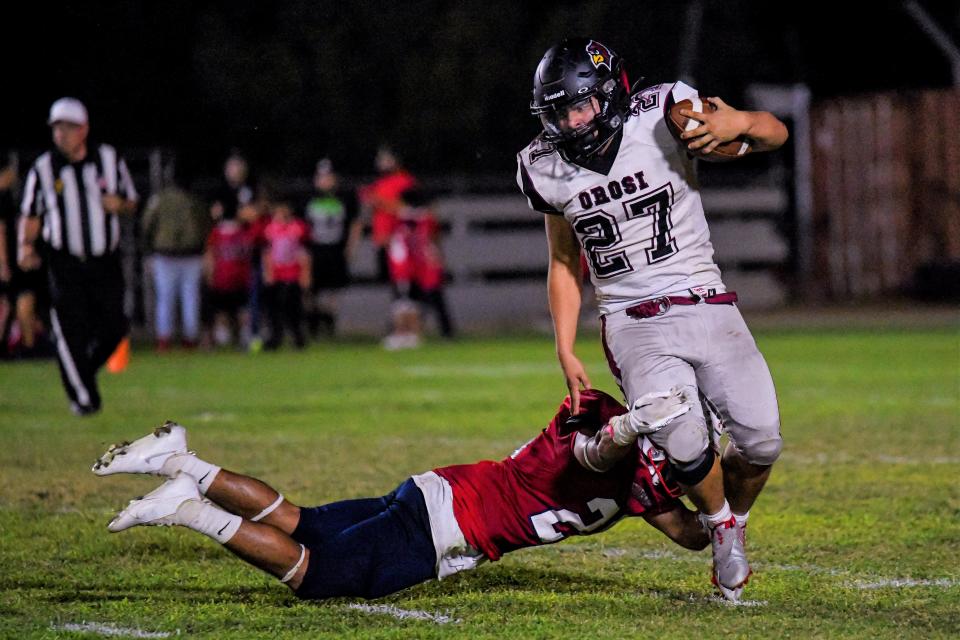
[20,143,138,259]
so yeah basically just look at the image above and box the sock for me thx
[734,510,750,526]
[175,499,242,544]
[704,500,733,528]
[161,454,221,494]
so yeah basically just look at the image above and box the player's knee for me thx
[658,416,713,486]
[743,434,783,466]
[662,417,709,464]
[672,444,715,486]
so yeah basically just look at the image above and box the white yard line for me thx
[347,604,461,625]
[193,411,238,422]
[874,455,960,465]
[402,363,559,378]
[649,591,768,607]
[851,578,960,589]
[52,622,175,638]
[779,452,960,465]
[709,596,768,607]
[594,547,958,590]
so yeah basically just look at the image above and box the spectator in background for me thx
[203,209,255,349]
[303,159,361,338]
[211,152,267,352]
[262,200,310,350]
[0,153,12,353]
[383,188,455,350]
[210,153,257,223]
[0,152,48,358]
[141,164,211,351]
[359,146,416,284]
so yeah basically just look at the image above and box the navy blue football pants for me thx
[292,478,437,599]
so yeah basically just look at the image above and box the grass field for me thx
[1,323,958,639]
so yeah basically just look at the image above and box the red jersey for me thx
[206,220,254,292]
[434,390,681,561]
[263,218,308,283]
[359,170,417,246]
[386,207,445,291]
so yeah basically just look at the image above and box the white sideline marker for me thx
[52,622,175,638]
[347,604,462,625]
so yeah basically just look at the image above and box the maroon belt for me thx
[624,291,738,319]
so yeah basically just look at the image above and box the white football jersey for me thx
[517,81,725,315]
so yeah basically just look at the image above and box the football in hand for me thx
[666,97,752,162]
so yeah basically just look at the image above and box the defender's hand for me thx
[559,352,592,414]
[608,387,693,446]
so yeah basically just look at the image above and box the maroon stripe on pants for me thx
[599,315,624,394]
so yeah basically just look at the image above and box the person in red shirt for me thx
[383,189,455,349]
[358,146,417,284]
[97,388,717,601]
[261,201,310,349]
[203,217,255,348]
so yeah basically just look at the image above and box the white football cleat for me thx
[713,579,745,603]
[700,513,751,601]
[92,421,188,476]
[107,473,200,532]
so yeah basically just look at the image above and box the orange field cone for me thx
[106,336,130,373]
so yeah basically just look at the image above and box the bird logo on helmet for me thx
[585,40,613,72]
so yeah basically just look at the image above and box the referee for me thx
[17,98,138,416]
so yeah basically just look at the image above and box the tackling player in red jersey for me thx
[93,389,709,599]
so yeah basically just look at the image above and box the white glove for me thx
[608,387,692,446]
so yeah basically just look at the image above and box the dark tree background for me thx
[3,0,956,179]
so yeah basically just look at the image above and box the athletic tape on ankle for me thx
[250,494,284,522]
[281,544,306,583]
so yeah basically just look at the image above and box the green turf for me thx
[1,328,958,639]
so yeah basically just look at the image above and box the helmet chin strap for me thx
[560,120,621,164]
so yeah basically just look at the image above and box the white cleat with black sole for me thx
[700,513,752,602]
[92,421,189,476]
[107,473,200,532]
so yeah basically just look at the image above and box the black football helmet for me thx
[530,38,632,163]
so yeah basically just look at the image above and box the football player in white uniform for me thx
[516,38,789,601]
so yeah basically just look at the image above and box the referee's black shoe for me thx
[71,402,101,417]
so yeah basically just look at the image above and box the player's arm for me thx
[574,389,693,473]
[546,214,592,414]
[573,426,633,473]
[680,97,788,154]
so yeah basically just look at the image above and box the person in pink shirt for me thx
[261,201,310,349]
